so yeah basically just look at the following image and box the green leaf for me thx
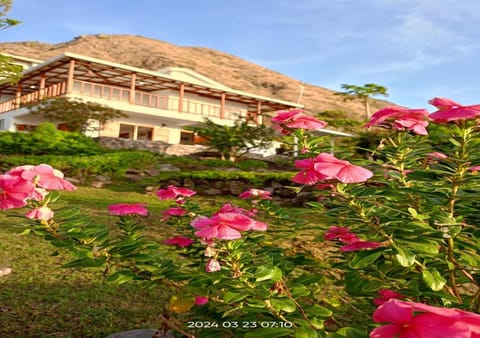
[349,250,383,269]
[305,304,332,318]
[255,265,282,282]
[270,298,296,313]
[106,270,136,284]
[295,325,318,338]
[62,257,106,268]
[223,291,249,304]
[244,328,294,338]
[405,240,439,254]
[422,268,446,291]
[407,207,429,221]
[394,245,416,267]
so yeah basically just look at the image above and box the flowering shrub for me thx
[3,97,480,337]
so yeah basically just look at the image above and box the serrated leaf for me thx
[422,268,446,291]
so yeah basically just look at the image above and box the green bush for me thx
[0,123,102,155]
[0,151,157,179]
[236,159,269,171]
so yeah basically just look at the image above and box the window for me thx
[119,124,135,139]
[180,131,194,145]
[137,126,153,140]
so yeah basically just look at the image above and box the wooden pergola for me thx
[0,52,303,118]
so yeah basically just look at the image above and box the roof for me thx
[0,52,303,113]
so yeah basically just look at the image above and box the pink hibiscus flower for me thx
[429,97,480,123]
[271,109,327,134]
[108,203,149,216]
[156,185,196,200]
[164,236,194,247]
[192,213,267,240]
[313,153,373,184]
[371,299,480,338]
[0,174,35,210]
[25,206,55,221]
[238,189,272,200]
[365,107,430,135]
[15,164,76,191]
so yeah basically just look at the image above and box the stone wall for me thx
[94,137,209,156]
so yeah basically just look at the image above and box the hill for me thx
[0,34,394,125]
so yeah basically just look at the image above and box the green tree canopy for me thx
[0,0,22,84]
[335,83,388,120]
[28,97,127,134]
[187,117,274,161]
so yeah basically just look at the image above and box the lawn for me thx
[0,184,244,338]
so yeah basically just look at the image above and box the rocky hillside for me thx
[0,34,394,122]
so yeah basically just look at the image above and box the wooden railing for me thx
[1,79,246,120]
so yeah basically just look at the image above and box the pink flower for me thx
[205,259,221,272]
[313,153,373,184]
[427,152,448,159]
[15,164,76,191]
[25,206,54,221]
[371,299,480,338]
[0,174,35,210]
[156,186,196,200]
[161,207,186,220]
[292,158,329,185]
[373,289,406,306]
[164,236,194,247]
[429,97,480,123]
[238,189,272,200]
[192,213,267,240]
[365,107,430,135]
[341,240,381,252]
[215,203,256,217]
[271,109,327,134]
[108,203,148,216]
[324,226,359,243]
[195,296,209,305]
[469,165,480,172]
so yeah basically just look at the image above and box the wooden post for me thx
[178,83,184,112]
[66,59,75,94]
[15,83,21,108]
[220,92,226,119]
[129,73,136,104]
[256,101,262,124]
[39,73,46,99]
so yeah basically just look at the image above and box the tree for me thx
[0,0,22,84]
[335,83,388,120]
[28,98,127,134]
[187,117,274,161]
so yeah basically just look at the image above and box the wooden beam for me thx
[256,101,262,124]
[15,83,21,108]
[220,92,226,119]
[129,73,136,104]
[66,59,75,94]
[178,83,184,112]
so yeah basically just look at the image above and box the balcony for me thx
[0,79,247,120]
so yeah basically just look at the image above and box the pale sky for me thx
[3,0,479,109]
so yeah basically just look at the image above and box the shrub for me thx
[236,159,269,171]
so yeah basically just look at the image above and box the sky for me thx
[2,0,480,110]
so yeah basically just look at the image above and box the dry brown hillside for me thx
[0,34,395,123]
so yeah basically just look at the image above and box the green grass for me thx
[0,184,242,338]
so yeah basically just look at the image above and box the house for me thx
[0,52,304,145]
